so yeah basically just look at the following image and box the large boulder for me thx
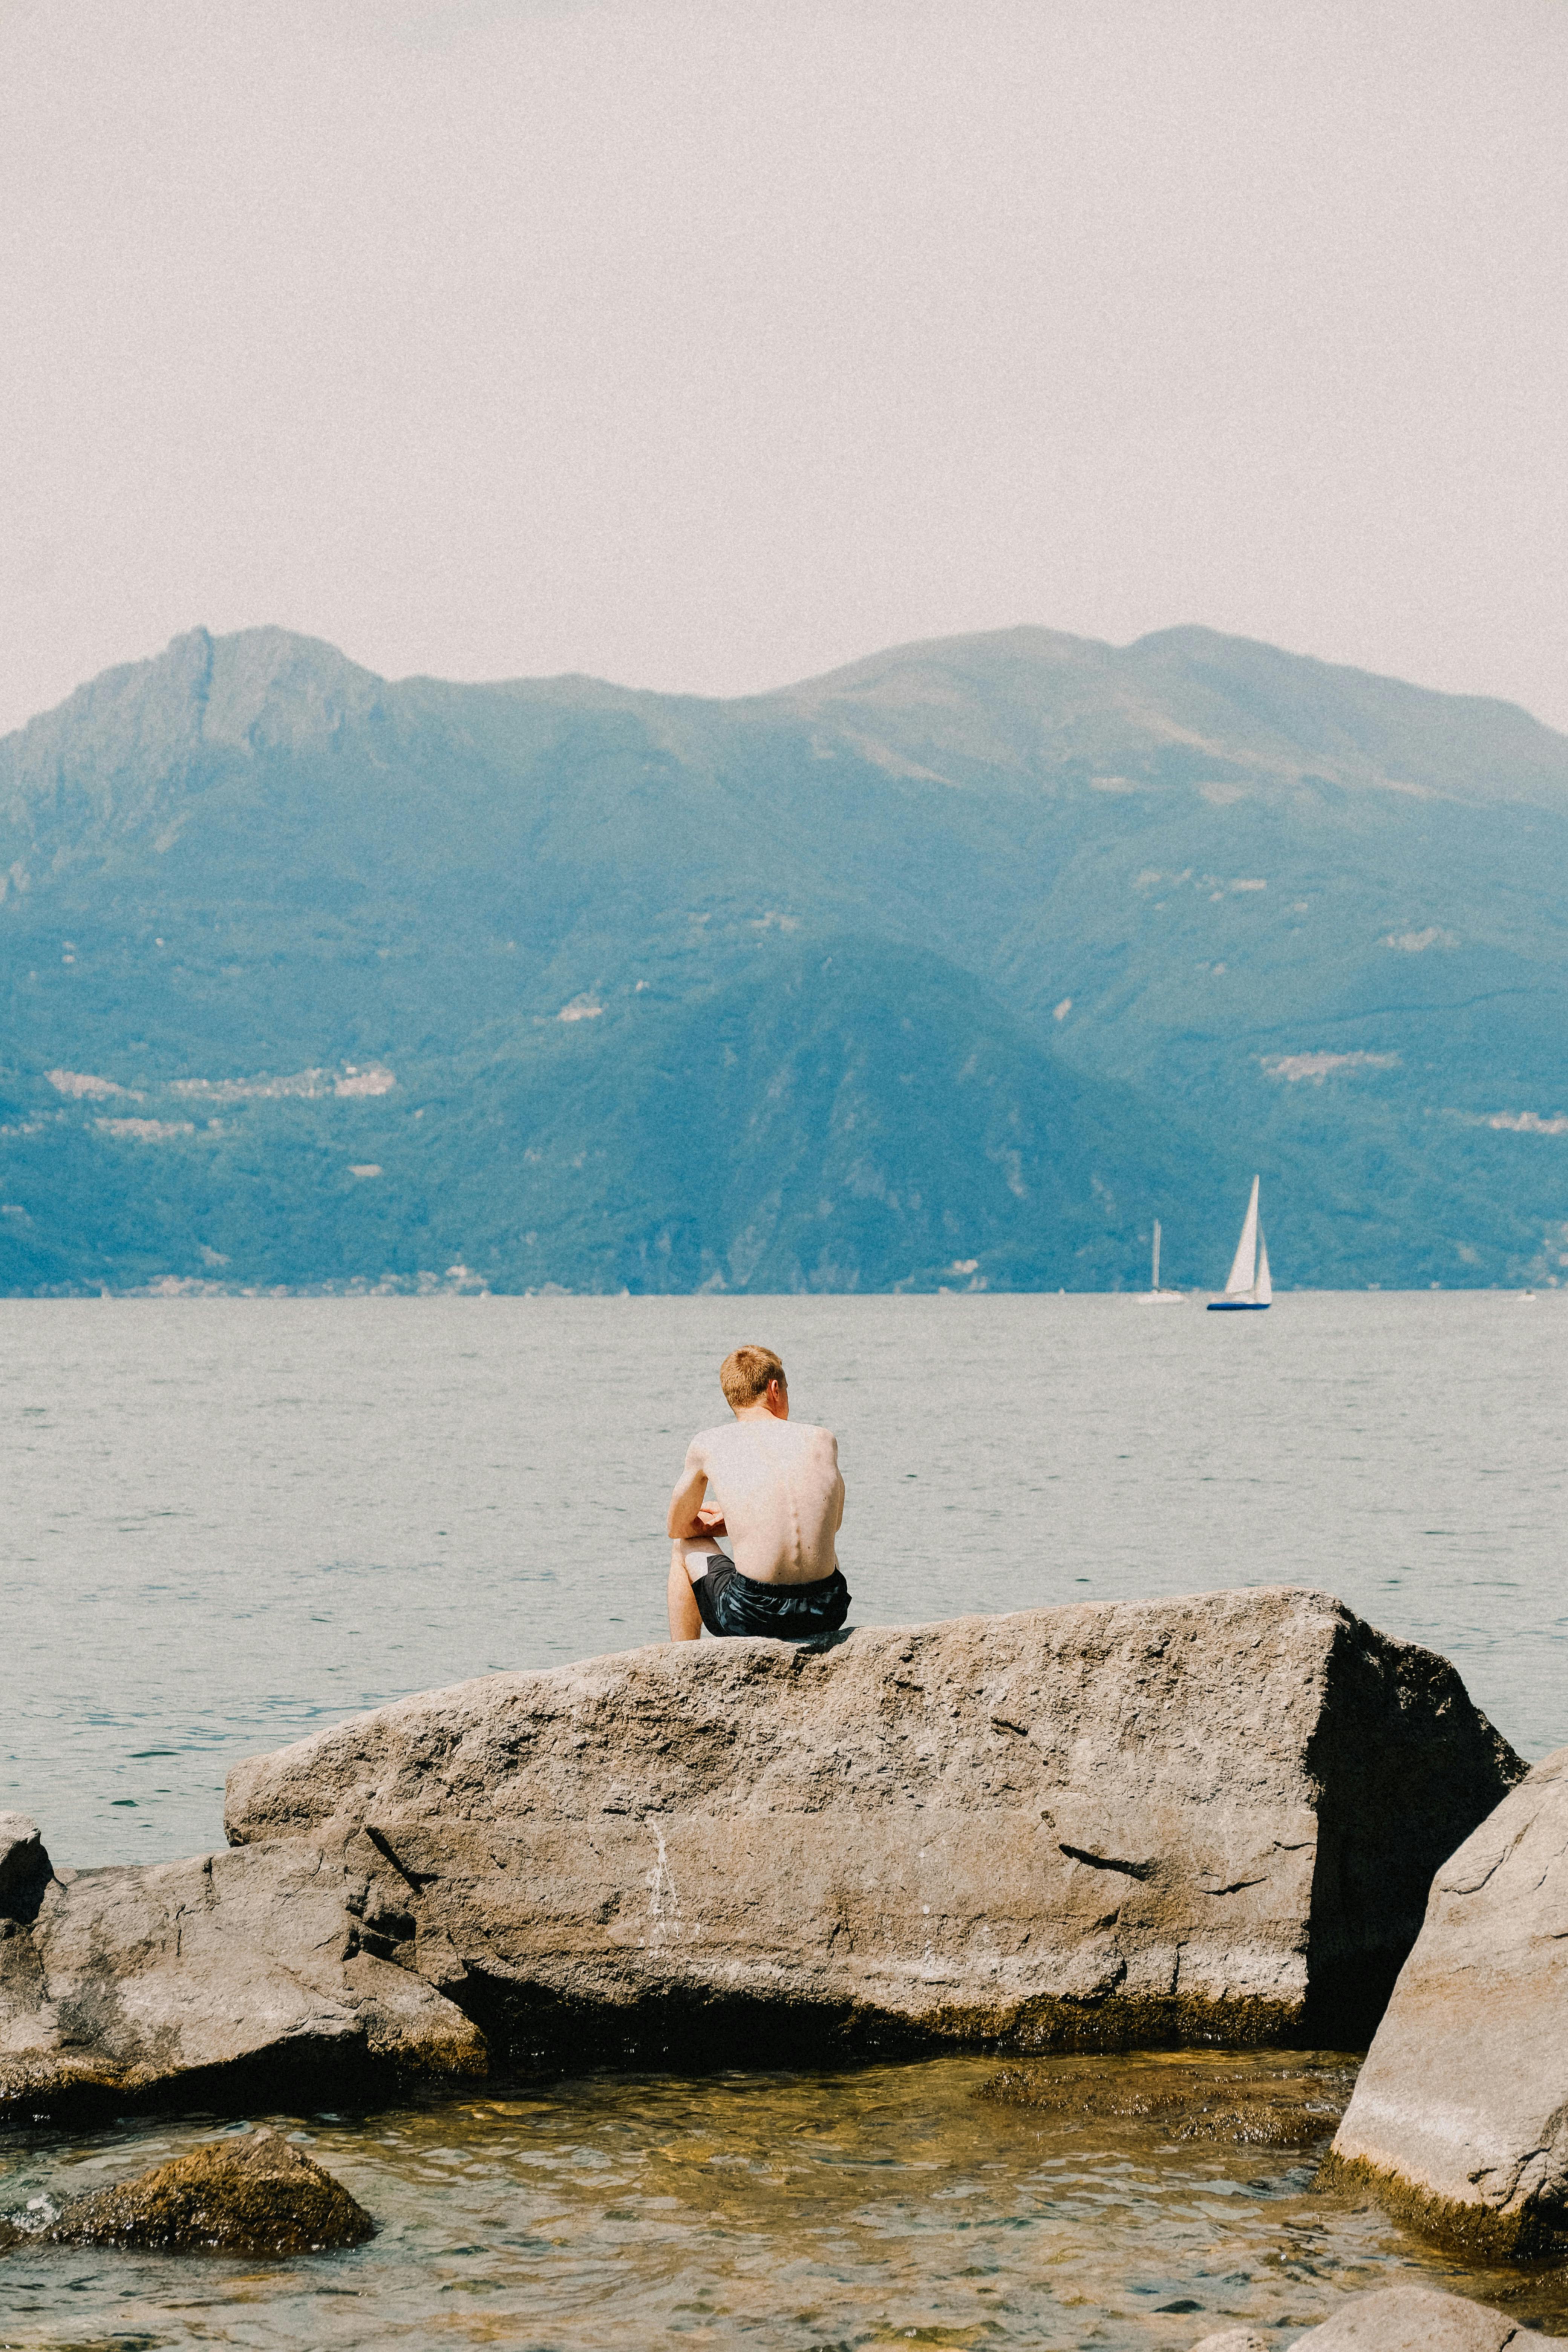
[1192,2285,1555,2348]
[2,2126,372,2255]
[0,1821,484,2128]
[223,1588,1522,2072]
[0,1592,1526,2124]
[1329,1747,1568,2256]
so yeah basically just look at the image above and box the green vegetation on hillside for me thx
[2,622,1565,1291]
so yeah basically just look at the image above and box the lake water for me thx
[3,1292,1566,2347]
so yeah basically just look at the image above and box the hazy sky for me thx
[3,0,1565,736]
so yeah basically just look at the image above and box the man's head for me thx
[720,1344,788,1419]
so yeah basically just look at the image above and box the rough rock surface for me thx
[1329,1746,1568,2256]
[1192,2285,1555,2348]
[224,1588,1521,2073]
[2,2127,372,2255]
[0,1820,484,2128]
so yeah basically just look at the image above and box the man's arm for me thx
[666,1441,710,1540]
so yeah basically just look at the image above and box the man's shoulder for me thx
[692,1418,837,1450]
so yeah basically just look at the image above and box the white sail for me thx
[1254,1226,1272,1305]
[1223,1175,1260,1294]
[1152,1220,1161,1291]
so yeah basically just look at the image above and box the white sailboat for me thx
[1135,1217,1185,1302]
[1207,1176,1273,1312]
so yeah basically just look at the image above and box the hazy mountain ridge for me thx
[758,625,1568,807]
[2,623,1565,1293]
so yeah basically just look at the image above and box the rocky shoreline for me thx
[3,1583,1566,2321]
[3,1587,1524,2123]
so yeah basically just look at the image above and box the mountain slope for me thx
[2,622,1565,1292]
[769,623,1568,807]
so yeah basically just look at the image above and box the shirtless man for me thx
[665,1344,850,1642]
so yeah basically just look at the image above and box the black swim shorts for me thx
[690,1556,851,1641]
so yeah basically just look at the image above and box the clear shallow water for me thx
[3,1294,1568,2347]
[3,1292,1564,1868]
[3,2056,1568,2350]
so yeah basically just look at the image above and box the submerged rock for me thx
[225,1588,1521,2073]
[10,2127,372,2255]
[978,2054,1351,2145]
[1193,2284,1556,2347]
[1329,1746,1568,2257]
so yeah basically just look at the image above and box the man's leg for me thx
[667,1542,703,1641]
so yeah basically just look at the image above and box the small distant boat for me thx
[1135,1218,1185,1302]
[1208,1176,1272,1312]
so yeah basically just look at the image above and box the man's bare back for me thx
[665,1345,849,1643]
[679,1415,844,1584]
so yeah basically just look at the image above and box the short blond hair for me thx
[720,1345,786,1410]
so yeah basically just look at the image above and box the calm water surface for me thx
[2,1294,1565,2347]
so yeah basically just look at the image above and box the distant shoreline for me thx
[0,1284,1557,1302]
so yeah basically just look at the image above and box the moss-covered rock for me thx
[26,2128,373,2256]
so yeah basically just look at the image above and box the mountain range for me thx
[2,620,1565,1292]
